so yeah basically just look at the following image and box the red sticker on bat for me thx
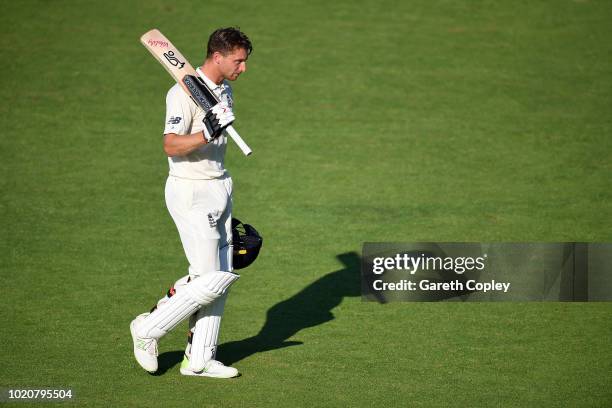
[147,39,169,48]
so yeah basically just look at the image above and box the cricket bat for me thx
[140,28,252,156]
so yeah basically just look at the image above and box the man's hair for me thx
[206,27,253,58]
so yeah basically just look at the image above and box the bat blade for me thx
[140,29,196,84]
[140,29,252,156]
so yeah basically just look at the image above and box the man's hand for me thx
[203,101,235,141]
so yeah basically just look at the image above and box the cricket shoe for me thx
[180,355,239,378]
[130,313,158,373]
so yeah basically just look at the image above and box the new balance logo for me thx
[167,116,182,125]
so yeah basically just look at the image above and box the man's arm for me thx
[163,101,235,157]
[163,131,207,157]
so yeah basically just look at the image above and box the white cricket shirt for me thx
[163,72,234,180]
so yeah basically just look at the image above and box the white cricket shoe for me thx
[180,356,239,378]
[130,313,158,373]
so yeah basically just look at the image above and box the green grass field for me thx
[1,0,611,406]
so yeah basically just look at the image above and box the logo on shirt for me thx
[167,116,182,125]
[220,93,233,108]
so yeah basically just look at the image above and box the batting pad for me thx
[135,271,239,339]
[151,275,191,312]
[188,292,228,372]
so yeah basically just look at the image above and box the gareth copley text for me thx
[372,253,486,275]
[372,279,511,293]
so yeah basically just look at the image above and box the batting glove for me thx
[203,101,235,141]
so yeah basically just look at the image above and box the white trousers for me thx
[165,175,233,275]
[164,175,234,368]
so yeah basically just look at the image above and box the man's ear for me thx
[213,51,224,65]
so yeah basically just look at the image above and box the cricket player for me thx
[130,27,252,378]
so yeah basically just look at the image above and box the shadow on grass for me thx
[153,251,361,373]
[153,350,184,376]
[218,251,361,365]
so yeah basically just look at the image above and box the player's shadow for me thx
[217,251,362,365]
[153,251,361,373]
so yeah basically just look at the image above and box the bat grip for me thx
[226,126,252,156]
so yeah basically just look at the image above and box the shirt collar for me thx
[196,67,225,92]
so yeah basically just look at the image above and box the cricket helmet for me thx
[232,218,263,270]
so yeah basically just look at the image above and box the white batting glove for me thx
[203,101,235,141]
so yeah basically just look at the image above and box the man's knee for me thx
[185,271,240,305]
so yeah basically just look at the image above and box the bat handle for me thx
[226,126,252,156]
